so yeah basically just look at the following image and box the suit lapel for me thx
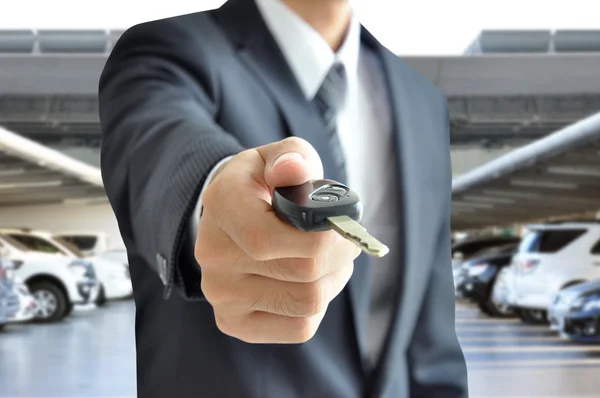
[213,0,369,366]
[362,30,433,390]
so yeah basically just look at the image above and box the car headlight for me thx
[582,299,600,312]
[571,294,600,312]
[468,263,489,277]
[68,260,88,278]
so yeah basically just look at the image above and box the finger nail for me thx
[271,152,304,169]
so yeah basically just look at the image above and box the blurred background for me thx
[1,1,599,397]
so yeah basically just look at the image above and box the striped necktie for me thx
[313,63,348,181]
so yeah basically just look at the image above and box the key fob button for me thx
[312,185,348,198]
[310,193,339,202]
[327,185,348,195]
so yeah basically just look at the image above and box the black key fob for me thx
[272,179,363,232]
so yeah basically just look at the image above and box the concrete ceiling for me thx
[0,126,105,206]
[451,112,600,231]
[1,49,600,146]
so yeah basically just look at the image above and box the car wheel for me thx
[29,281,68,323]
[64,303,74,317]
[517,308,547,324]
[477,301,495,316]
[95,285,106,307]
[482,299,515,318]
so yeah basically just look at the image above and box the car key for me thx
[273,179,389,258]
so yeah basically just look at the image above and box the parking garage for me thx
[1,28,600,397]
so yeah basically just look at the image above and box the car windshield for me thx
[7,233,67,255]
[0,234,32,252]
[52,236,86,258]
[519,228,587,253]
[58,235,98,251]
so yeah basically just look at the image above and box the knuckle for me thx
[214,314,235,337]
[260,258,291,281]
[294,257,322,282]
[200,276,227,306]
[194,239,214,267]
[289,282,324,316]
[243,225,271,260]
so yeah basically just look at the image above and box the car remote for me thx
[273,179,389,258]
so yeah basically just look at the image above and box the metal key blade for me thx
[326,216,390,258]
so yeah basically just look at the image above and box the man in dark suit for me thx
[99,0,468,397]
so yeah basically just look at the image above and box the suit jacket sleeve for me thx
[407,100,469,397]
[98,21,245,300]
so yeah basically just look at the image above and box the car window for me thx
[0,234,30,252]
[591,239,600,255]
[7,234,67,255]
[519,229,587,254]
[58,235,97,251]
[52,237,86,258]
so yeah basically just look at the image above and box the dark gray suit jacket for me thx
[98,0,468,397]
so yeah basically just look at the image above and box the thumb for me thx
[257,137,324,188]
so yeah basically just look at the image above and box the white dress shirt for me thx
[192,0,400,367]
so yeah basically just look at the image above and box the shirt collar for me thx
[255,0,361,100]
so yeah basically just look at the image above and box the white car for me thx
[508,221,600,324]
[98,248,129,268]
[5,277,38,324]
[0,229,133,305]
[0,233,100,322]
[491,265,516,310]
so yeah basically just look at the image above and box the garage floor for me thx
[0,300,598,397]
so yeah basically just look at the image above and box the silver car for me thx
[0,284,7,330]
[0,258,21,327]
[548,279,600,341]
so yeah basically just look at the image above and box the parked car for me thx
[509,221,600,324]
[0,285,7,330]
[452,235,520,294]
[490,265,515,313]
[54,232,111,257]
[0,260,8,330]
[97,248,129,268]
[0,257,23,326]
[456,243,519,317]
[0,229,132,306]
[0,233,100,322]
[1,256,37,324]
[6,278,37,324]
[452,235,520,262]
[548,279,600,343]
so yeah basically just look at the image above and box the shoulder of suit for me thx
[117,10,223,51]
[385,51,447,106]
